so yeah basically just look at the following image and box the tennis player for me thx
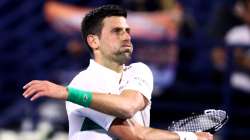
[23,5,212,140]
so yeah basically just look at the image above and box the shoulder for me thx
[121,62,154,100]
[69,68,92,87]
[226,25,248,37]
[126,62,152,73]
[71,69,88,81]
[225,25,250,45]
[124,62,153,82]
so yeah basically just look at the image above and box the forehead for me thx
[102,16,129,29]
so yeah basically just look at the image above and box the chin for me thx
[117,54,131,64]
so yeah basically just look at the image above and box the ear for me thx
[87,35,100,50]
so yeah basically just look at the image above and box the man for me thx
[225,0,250,93]
[225,0,250,45]
[23,5,213,140]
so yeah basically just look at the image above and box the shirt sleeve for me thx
[66,72,116,131]
[119,62,154,101]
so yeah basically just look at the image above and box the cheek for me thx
[100,39,116,54]
[100,34,121,52]
[106,37,120,49]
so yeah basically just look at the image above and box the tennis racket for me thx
[168,109,229,134]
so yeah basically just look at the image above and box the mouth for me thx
[120,44,133,54]
[121,44,132,48]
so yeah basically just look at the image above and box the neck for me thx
[94,58,123,73]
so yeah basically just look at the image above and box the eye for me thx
[112,28,123,34]
[126,28,131,35]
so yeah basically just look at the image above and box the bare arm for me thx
[109,118,213,140]
[90,89,147,119]
[22,80,213,140]
[23,80,147,119]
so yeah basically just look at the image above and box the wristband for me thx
[175,131,197,140]
[66,86,93,107]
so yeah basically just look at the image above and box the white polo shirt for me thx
[66,59,153,140]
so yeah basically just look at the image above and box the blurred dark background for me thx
[0,0,250,140]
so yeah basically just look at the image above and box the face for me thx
[97,16,133,65]
[242,1,250,24]
[237,0,250,24]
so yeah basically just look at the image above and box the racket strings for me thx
[168,110,227,132]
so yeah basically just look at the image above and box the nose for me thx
[123,31,131,41]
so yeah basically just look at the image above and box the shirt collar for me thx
[88,59,122,79]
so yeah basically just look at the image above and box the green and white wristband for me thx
[175,131,197,140]
[66,86,93,107]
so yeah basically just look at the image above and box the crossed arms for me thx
[23,80,213,140]
[22,56,212,140]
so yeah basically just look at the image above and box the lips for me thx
[122,44,132,48]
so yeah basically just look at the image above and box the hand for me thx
[23,80,68,101]
[195,132,213,140]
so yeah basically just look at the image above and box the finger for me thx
[23,82,32,89]
[201,132,212,140]
[23,84,37,97]
[23,88,37,98]
[23,81,46,96]
[23,86,33,97]
[23,86,43,98]
[23,80,42,89]
[30,91,44,101]
[208,133,213,140]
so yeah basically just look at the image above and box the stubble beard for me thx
[114,48,133,65]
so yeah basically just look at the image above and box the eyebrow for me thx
[111,27,131,33]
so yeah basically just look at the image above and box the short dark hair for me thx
[81,5,127,57]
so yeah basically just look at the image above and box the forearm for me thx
[66,87,146,119]
[110,119,180,140]
[136,126,180,140]
[22,80,145,119]
[90,92,140,119]
[145,129,179,140]
[136,127,211,140]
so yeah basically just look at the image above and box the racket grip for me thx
[175,131,197,140]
